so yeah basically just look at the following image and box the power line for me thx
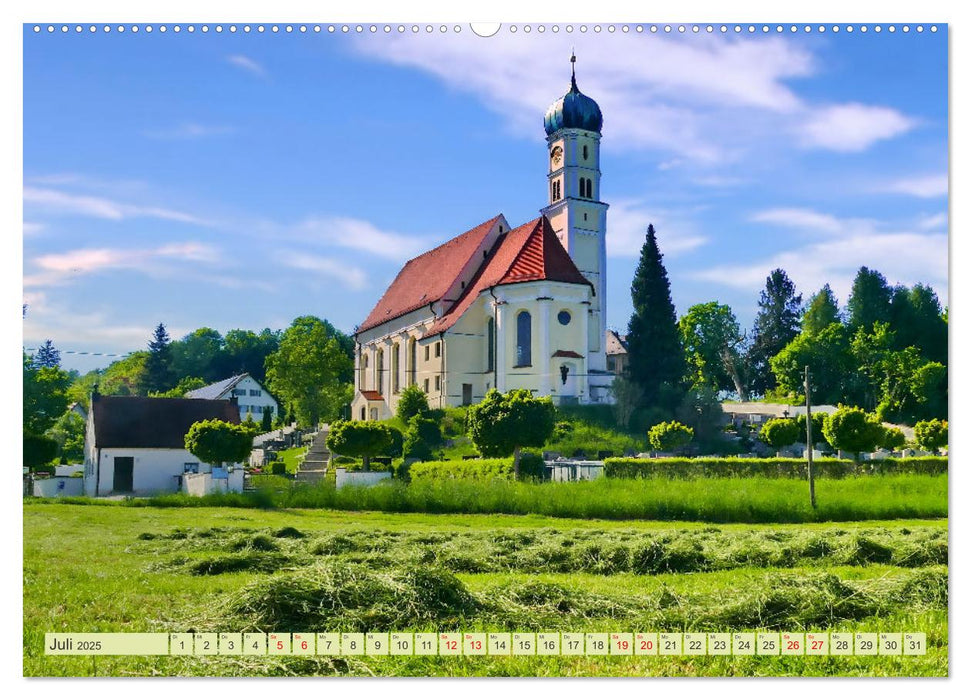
[23,346,133,358]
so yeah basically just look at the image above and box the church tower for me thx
[541,54,609,379]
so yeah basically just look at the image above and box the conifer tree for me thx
[33,340,61,369]
[801,284,840,336]
[746,269,802,396]
[625,224,687,408]
[143,323,173,394]
[847,266,892,330]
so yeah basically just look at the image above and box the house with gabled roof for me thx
[351,59,614,420]
[82,392,243,496]
[185,373,279,423]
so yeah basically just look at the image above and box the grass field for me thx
[51,473,947,524]
[23,503,948,677]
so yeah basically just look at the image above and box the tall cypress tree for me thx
[747,268,802,396]
[143,323,173,394]
[625,224,687,408]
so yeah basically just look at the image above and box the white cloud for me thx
[882,173,948,198]
[352,33,916,161]
[351,32,816,162]
[23,221,44,236]
[798,103,916,152]
[270,216,432,262]
[23,186,210,225]
[143,123,236,140]
[227,54,267,77]
[276,251,368,291]
[918,212,948,231]
[24,242,219,288]
[606,199,708,258]
[750,207,845,234]
[691,212,947,304]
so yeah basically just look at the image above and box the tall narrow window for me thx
[486,318,495,372]
[361,353,369,390]
[516,311,532,366]
[391,343,400,394]
[408,338,417,386]
[375,348,384,396]
[583,144,589,160]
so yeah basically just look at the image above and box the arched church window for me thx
[375,348,384,395]
[408,338,417,386]
[583,144,589,160]
[391,343,400,394]
[486,318,495,372]
[516,311,532,367]
[361,353,369,390]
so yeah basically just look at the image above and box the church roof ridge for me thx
[357,214,505,333]
[424,216,591,337]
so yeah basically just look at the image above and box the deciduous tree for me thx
[326,420,395,471]
[678,302,748,399]
[184,419,254,467]
[265,316,354,427]
[466,389,556,478]
[822,406,885,460]
[914,419,948,454]
[647,420,693,455]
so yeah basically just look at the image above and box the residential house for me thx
[186,373,279,423]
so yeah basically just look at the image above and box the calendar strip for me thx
[45,632,927,656]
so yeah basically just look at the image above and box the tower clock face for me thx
[550,145,563,166]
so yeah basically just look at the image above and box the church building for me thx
[351,59,612,420]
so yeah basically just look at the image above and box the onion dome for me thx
[543,54,603,135]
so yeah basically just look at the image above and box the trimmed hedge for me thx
[603,456,947,479]
[409,458,514,482]
[408,452,547,482]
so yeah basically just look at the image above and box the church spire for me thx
[570,50,577,91]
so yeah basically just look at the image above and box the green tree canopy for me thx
[881,427,907,452]
[746,268,802,396]
[403,414,444,461]
[47,410,86,464]
[770,323,852,405]
[889,283,948,364]
[23,433,58,469]
[170,327,225,383]
[678,302,747,398]
[326,420,396,471]
[625,224,687,408]
[222,328,281,382]
[914,419,948,454]
[264,316,354,427]
[759,418,803,454]
[801,284,841,336]
[184,419,254,467]
[396,385,430,422]
[100,352,149,396]
[467,389,556,477]
[847,266,892,331]
[150,376,206,398]
[23,353,70,435]
[648,420,694,454]
[822,406,885,459]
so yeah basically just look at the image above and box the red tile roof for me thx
[425,216,592,336]
[552,350,584,359]
[357,215,503,333]
[360,390,383,401]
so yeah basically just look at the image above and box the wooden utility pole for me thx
[804,365,817,509]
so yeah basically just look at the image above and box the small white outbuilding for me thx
[82,393,243,496]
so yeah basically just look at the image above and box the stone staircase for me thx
[294,426,330,484]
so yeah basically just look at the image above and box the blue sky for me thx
[22,25,948,373]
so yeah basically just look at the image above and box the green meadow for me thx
[24,503,947,677]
